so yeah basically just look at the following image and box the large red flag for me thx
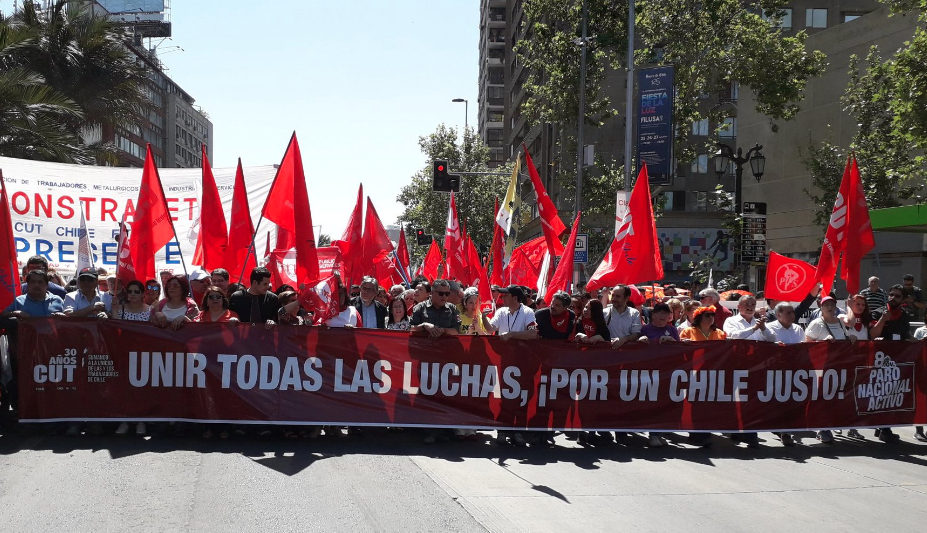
[222,159,256,284]
[814,158,850,296]
[489,199,505,286]
[261,133,319,285]
[128,144,178,282]
[463,233,481,287]
[115,209,136,287]
[335,184,364,286]
[507,247,542,288]
[192,146,228,271]
[765,251,818,301]
[842,155,875,295]
[444,193,465,280]
[523,144,567,256]
[299,274,340,325]
[586,164,664,292]
[422,240,443,282]
[275,227,296,251]
[0,171,21,309]
[545,212,581,302]
[362,197,394,277]
[396,226,411,279]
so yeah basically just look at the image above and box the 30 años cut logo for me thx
[34,348,79,384]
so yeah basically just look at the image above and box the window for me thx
[690,154,708,174]
[762,7,792,29]
[692,119,709,136]
[689,191,709,212]
[806,8,827,28]
[487,111,504,123]
[719,117,736,138]
[842,11,868,22]
[659,191,686,211]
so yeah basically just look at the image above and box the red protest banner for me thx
[17,319,927,431]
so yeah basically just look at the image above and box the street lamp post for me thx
[451,98,468,142]
[713,142,766,269]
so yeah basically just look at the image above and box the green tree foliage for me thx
[397,125,513,263]
[0,0,150,163]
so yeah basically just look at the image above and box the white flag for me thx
[75,209,94,273]
[614,189,630,237]
[536,250,552,300]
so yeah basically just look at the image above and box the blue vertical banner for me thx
[636,66,675,186]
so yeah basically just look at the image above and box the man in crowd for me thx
[413,280,431,304]
[159,269,173,288]
[389,284,405,299]
[101,275,123,313]
[229,267,281,324]
[861,276,887,312]
[723,295,776,342]
[21,256,67,298]
[870,284,911,442]
[535,291,575,341]
[604,285,642,350]
[766,301,806,446]
[901,274,923,320]
[352,276,387,329]
[63,267,107,318]
[638,302,678,447]
[189,269,211,304]
[96,267,109,293]
[698,288,732,329]
[144,278,161,306]
[410,279,461,339]
[210,268,231,295]
[487,285,537,446]
[4,270,66,319]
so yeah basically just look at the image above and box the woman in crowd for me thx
[678,300,701,332]
[195,286,240,324]
[113,280,152,436]
[275,284,295,296]
[376,287,390,307]
[401,289,416,314]
[460,288,490,335]
[153,275,199,330]
[575,300,610,345]
[842,294,875,340]
[680,306,727,341]
[805,296,854,341]
[324,276,360,328]
[386,296,410,331]
[144,279,161,306]
[666,298,684,326]
[276,290,309,325]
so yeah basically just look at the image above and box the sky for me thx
[3,0,478,239]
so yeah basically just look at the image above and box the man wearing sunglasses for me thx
[63,267,108,319]
[410,279,461,338]
[870,285,912,442]
[350,276,388,329]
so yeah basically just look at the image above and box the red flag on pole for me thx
[223,159,256,284]
[275,227,296,251]
[261,133,319,285]
[0,171,21,309]
[765,251,818,301]
[545,212,581,302]
[335,184,364,286]
[299,274,340,325]
[586,164,664,292]
[841,155,875,295]
[444,192,464,280]
[362,197,394,277]
[814,159,850,296]
[396,226,411,279]
[128,144,178,282]
[115,209,135,288]
[422,240,442,282]
[192,146,228,271]
[523,144,567,256]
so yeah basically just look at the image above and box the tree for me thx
[1,0,150,163]
[317,234,331,247]
[397,125,513,263]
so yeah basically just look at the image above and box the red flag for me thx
[336,184,364,286]
[765,251,817,301]
[115,209,135,287]
[841,155,875,295]
[362,197,395,277]
[444,193,464,280]
[396,226,411,278]
[523,144,567,256]
[261,133,318,285]
[489,199,505,286]
[268,246,343,288]
[299,274,340,325]
[545,212,581,302]
[463,233,480,287]
[128,144,178,282]
[814,159,850,296]
[586,164,664,292]
[507,247,541,288]
[422,240,442,282]
[275,227,296,251]
[192,146,228,271]
[0,171,21,309]
[222,159,256,284]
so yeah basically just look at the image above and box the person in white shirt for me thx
[604,285,642,349]
[63,267,108,319]
[723,295,776,342]
[805,296,855,342]
[768,302,805,345]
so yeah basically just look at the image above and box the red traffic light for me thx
[438,165,445,172]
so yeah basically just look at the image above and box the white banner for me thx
[0,156,277,277]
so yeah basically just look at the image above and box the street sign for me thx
[574,233,588,264]
[743,202,767,215]
[741,213,767,263]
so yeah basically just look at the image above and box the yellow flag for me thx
[495,156,521,235]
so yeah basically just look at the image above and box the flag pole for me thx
[237,214,265,287]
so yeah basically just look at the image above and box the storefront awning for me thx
[870,204,927,233]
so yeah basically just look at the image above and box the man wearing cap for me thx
[63,267,108,318]
[604,285,642,350]
[189,269,212,306]
[723,295,776,342]
[488,285,538,341]
[698,288,732,329]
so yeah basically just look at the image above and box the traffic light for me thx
[414,228,432,246]
[433,160,461,192]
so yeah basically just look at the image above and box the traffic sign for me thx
[574,233,588,264]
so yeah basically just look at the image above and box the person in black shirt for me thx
[870,285,910,443]
[575,299,610,345]
[228,267,281,325]
[535,291,575,340]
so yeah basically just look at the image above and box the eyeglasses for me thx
[146,285,160,291]
[436,291,450,296]
[207,294,224,301]
[126,289,142,294]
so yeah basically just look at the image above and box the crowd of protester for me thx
[2,254,927,448]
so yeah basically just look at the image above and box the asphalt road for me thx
[2,424,927,532]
